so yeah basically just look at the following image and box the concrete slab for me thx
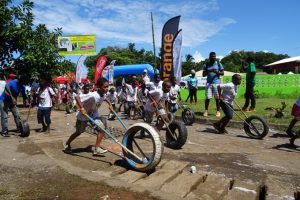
[160,168,207,197]
[224,180,260,200]
[265,175,296,200]
[115,170,148,183]
[134,160,189,190]
[187,174,232,200]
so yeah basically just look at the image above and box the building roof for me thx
[264,56,300,67]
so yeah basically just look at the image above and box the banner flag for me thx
[94,56,107,84]
[102,60,116,85]
[76,55,87,83]
[160,16,181,81]
[173,29,182,85]
[58,35,96,55]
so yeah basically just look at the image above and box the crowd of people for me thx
[0,52,299,153]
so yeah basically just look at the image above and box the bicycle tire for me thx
[165,121,188,149]
[20,120,30,137]
[182,108,195,125]
[122,123,163,172]
[244,115,269,139]
[156,112,175,127]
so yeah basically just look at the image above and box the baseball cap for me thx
[9,73,17,78]
[191,70,196,74]
[143,69,147,73]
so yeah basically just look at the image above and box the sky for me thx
[29,0,300,64]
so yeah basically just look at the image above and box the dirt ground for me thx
[1,105,299,200]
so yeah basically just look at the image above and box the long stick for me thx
[233,99,248,118]
[221,100,260,135]
[83,114,145,163]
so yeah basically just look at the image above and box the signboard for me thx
[58,35,96,55]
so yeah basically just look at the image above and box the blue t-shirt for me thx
[204,61,224,84]
[1,80,23,102]
[187,76,198,89]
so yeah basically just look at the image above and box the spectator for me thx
[142,69,150,83]
[202,52,224,117]
[213,74,241,133]
[63,77,111,155]
[287,97,300,146]
[0,75,24,136]
[242,56,256,112]
[186,70,198,104]
[6,73,16,83]
[36,79,56,133]
[31,78,39,107]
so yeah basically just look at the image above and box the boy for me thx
[107,86,117,119]
[213,74,241,133]
[144,80,171,131]
[168,76,181,113]
[63,77,111,155]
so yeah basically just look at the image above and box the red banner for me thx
[94,55,107,84]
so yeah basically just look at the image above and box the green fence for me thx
[181,74,300,100]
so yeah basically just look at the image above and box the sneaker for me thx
[242,107,248,112]
[45,126,50,133]
[247,108,256,112]
[203,110,208,117]
[213,122,222,133]
[215,111,221,117]
[63,143,72,154]
[220,128,228,134]
[93,147,107,156]
[1,131,10,137]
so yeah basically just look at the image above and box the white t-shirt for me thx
[38,87,56,108]
[168,84,180,104]
[143,75,150,83]
[219,82,238,105]
[147,81,163,91]
[76,91,105,121]
[125,84,137,102]
[144,89,169,112]
[107,91,117,104]
[0,80,6,96]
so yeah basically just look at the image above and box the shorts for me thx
[291,104,300,120]
[75,117,105,134]
[205,84,219,99]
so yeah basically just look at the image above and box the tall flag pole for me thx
[151,12,157,70]
[160,16,181,81]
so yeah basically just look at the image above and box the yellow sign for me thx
[58,35,96,55]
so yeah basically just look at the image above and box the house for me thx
[264,56,300,74]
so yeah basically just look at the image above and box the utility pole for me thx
[151,12,156,70]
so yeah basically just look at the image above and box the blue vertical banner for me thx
[160,16,181,81]
[173,29,182,85]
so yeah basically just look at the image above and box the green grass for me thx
[178,96,298,129]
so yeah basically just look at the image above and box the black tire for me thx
[20,120,30,137]
[165,121,188,149]
[122,123,163,172]
[182,108,195,125]
[156,112,175,127]
[244,115,269,139]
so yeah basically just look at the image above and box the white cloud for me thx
[31,0,235,49]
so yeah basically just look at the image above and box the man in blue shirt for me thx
[0,77,24,137]
[202,52,224,117]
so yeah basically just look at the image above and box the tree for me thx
[0,0,73,83]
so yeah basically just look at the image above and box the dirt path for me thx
[1,106,299,200]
